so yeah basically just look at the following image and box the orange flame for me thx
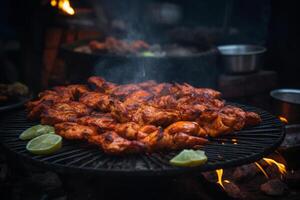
[216,169,225,189]
[50,0,75,15]
[279,116,288,124]
[263,158,287,175]
[255,162,269,179]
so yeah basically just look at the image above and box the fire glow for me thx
[231,138,238,145]
[215,158,287,190]
[216,169,225,189]
[255,162,269,178]
[50,0,75,15]
[278,116,288,124]
[263,158,287,175]
[255,157,287,179]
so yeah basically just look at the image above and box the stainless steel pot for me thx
[270,89,300,124]
[217,45,266,74]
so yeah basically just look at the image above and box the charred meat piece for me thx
[123,90,153,109]
[171,83,221,99]
[110,84,141,99]
[137,80,157,89]
[87,131,145,154]
[197,106,248,137]
[141,128,207,151]
[164,121,206,137]
[55,122,98,140]
[66,84,90,99]
[115,123,159,140]
[245,111,262,126]
[88,76,116,92]
[41,101,91,125]
[114,122,141,140]
[133,105,181,126]
[149,95,177,109]
[77,113,116,132]
[79,92,112,112]
[148,83,172,97]
[26,90,74,120]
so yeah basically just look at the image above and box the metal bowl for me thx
[270,89,300,124]
[217,45,266,74]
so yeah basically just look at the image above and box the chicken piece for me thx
[55,122,98,140]
[79,92,102,109]
[114,123,159,140]
[114,122,141,140]
[87,131,145,154]
[79,92,112,112]
[110,84,141,99]
[26,90,70,110]
[164,121,206,137]
[66,84,90,99]
[149,95,177,109]
[133,105,181,126]
[141,128,207,151]
[199,116,231,137]
[171,83,221,99]
[148,83,172,96]
[140,128,172,150]
[41,101,91,125]
[110,100,131,123]
[77,113,116,132]
[172,132,208,149]
[26,89,75,120]
[123,90,153,109]
[177,103,207,121]
[197,106,247,137]
[219,106,246,130]
[27,100,52,120]
[137,80,157,89]
[88,76,116,92]
[245,111,262,126]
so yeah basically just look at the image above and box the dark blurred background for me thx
[0,0,299,92]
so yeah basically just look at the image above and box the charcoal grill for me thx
[0,103,285,176]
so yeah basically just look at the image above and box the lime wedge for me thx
[142,51,155,57]
[20,125,55,140]
[26,134,62,155]
[170,149,207,167]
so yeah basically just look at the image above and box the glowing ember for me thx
[216,169,225,189]
[263,158,287,175]
[50,0,57,6]
[50,0,75,15]
[232,138,238,145]
[224,180,230,183]
[278,116,288,124]
[255,162,269,179]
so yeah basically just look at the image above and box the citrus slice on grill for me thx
[26,134,62,155]
[170,149,207,167]
[19,125,55,140]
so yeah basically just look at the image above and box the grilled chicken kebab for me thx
[26,76,261,154]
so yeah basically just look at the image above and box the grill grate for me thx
[0,103,285,176]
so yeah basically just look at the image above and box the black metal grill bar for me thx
[39,149,86,162]
[52,151,93,164]
[78,156,99,168]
